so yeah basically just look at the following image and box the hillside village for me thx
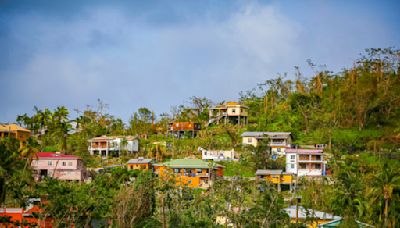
[1,48,400,227]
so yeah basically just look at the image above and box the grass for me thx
[220,160,256,177]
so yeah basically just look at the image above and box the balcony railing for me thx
[269,142,287,146]
[177,173,210,177]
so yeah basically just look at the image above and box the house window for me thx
[62,162,66,166]
[48,161,52,166]
[248,138,252,143]
[174,168,179,173]
[291,164,295,169]
[68,162,73,166]
[277,148,281,152]
[315,164,321,169]
[232,109,236,113]
[290,155,295,160]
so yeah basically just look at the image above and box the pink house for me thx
[31,152,87,182]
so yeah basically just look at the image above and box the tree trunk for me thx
[384,197,389,228]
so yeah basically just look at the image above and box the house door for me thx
[40,169,48,180]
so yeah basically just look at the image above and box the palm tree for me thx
[52,106,71,153]
[371,162,400,227]
[19,138,39,171]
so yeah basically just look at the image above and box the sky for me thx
[1,0,399,123]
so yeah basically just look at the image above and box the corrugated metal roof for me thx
[284,205,341,221]
[256,169,283,175]
[127,158,152,164]
[88,135,138,141]
[155,159,222,169]
[35,152,80,160]
[241,131,291,138]
[285,148,323,154]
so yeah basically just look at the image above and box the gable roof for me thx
[284,205,341,221]
[155,159,222,169]
[0,123,31,133]
[211,102,249,109]
[88,135,138,142]
[285,148,323,154]
[241,132,291,138]
[35,152,80,160]
[127,158,152,164]
[256,169,284,175]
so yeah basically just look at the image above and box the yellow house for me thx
[153,159,224,188]
[256,169,294,191]
[0,123,31,148]
[284,206,342,228]
[208,102,248,126]
[127,157,152,170]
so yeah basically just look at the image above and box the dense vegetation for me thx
[1,48,399,227]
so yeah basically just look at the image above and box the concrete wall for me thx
[242,136,258,147]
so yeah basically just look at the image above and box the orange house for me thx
[127,157,152,170]
[0,123,31,148]
[0,199,52,227]
[167,122,201,138]
[153,159,223,188]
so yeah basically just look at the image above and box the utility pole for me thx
[162,194,167,228]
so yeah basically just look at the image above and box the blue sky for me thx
[1,0,399,122]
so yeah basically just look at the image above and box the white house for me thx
[241,132,292,155]
[198,147,235,161]
[285,148,325,177]
[88,136,139,157]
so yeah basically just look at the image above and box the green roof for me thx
[155,159,222,169]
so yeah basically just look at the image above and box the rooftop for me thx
[127,157,152,164]
[0,123,31,133]
[155,159,223,169]
[285,148,323,154]
[241,131,291,138]
[284,205,341,221]
[88,135,137,141]
[256,169,285,175]
[35,152,81,160]
[211,102,249,109]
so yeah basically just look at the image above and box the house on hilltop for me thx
[208,102,248,126]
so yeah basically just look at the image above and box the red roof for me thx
[35,152,80,160]
[285,148,323,154]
